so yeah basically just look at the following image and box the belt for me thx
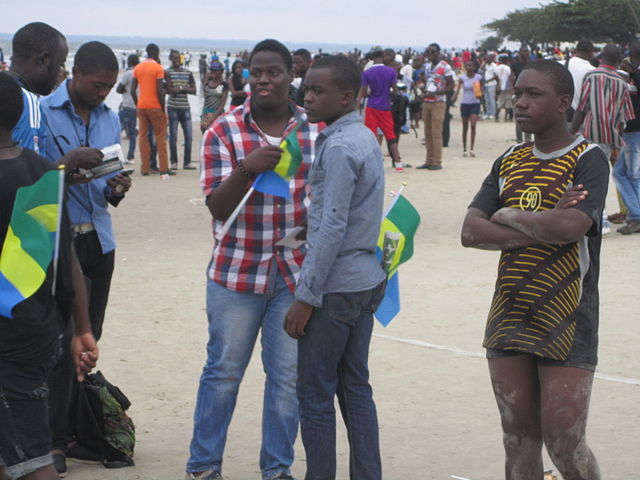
[71,223,96,234]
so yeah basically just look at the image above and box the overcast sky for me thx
[1,0,545,49]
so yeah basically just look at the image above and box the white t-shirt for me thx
[497,64,512,91]
[568,56,595,110]
[399,64,414,88]
[484,62,499,87]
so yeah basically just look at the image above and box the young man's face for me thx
[170,52,181,68]
[249,50,292,111]
[72,68,118,109]
[303,67,350,125]
[33,37,68,96]
[292,55,310,76]
[513,69,568,134]
[426,47,439,64]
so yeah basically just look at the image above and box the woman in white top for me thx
[452,60,483,157]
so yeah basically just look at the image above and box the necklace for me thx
[0,142,17,150]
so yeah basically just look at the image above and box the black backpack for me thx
[74,371,135,468]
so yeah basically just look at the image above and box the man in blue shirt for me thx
[40,41,131,476]
[284,55,386,480]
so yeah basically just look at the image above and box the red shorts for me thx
[364,107,396,141]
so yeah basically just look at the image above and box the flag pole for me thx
[51,166,65,296]
[384,181,407,218]
[216,186,255,241]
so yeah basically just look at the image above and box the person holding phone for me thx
[40,41,131,477]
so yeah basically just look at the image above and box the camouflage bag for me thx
[75,371,135,468]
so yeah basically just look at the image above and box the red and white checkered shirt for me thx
[200,100,320,294]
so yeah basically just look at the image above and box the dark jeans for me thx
[0,336,62,478]
[48,232,115,449]
[118,106,137,160]
[297,282,386,480]
[168,107,193,167]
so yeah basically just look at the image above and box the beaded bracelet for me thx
[237,160,255,179]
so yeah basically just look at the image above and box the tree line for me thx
[483,0,640,48]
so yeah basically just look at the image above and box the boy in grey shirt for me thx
[284,55,386,480]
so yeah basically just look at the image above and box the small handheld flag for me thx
[0,168,64,318]
[252,126,303,198]
[375,193,421,326]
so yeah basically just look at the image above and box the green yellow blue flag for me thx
[375,194,421,326]
[0,168,64,318]
[252,127,303,198]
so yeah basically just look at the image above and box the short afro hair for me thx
[0,72,24,131]
[146,43,160,58]
[12,22,65,61]
[310,55,361,100]
[522,59,574,101]
[249,39,292,71]
[293,48,311,62]
[74,41,118,74]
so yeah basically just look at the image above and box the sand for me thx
[66,111,639,480]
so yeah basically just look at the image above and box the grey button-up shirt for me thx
[295,111,386,307]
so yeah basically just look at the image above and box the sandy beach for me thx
[66,109,639,480]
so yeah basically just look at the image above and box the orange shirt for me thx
[133,59,164,109]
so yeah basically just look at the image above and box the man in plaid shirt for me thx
[185,39,320,480]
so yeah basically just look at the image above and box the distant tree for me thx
[477,35,504,52]
[484,0,639,46]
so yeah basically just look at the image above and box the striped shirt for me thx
[200,99,320,294]
[10,75,47,155]
[165,67,194,110]
[577,65,634,148]
[470,138,609,363]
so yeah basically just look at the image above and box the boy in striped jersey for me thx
[462,60,608,480]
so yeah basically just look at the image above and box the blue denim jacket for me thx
[295,111,386,307]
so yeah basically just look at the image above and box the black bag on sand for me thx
[74,370,135,468]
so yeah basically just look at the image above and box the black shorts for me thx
[460,103,481,118]
[0,338,61,478]
[485,348,596,372]
[410,100,423,115]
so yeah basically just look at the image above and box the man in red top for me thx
[131,43,174,176]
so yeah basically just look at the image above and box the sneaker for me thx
[171,163,178,170]
[185,471,224,480]
[150,167,160,174]
[160,170,177,176]
[416,163,430,170]
[184,164,197,170]
[52,453,67,478]
[395,166,405,172]
[469,151,476,157]
[125,159,135,165]
[617,219,640,235]
[268,473,296,480]
[462,151,468,157]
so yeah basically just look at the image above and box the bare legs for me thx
[461,114,478,154]
[489,355,601,480]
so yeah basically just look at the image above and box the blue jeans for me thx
[484,84,497,117]
[613,131,640,221]
[297,282,386,480]
[168,107,193,167]
[118,106,137,160]
[187,273,298,479]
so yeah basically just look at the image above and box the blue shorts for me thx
[0,338,61,479]
[460,103,480,118]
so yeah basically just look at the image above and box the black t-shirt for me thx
[624,66,640,133]
[469,138,609,364]
[510,60,528,81]
[0,148,74,366]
